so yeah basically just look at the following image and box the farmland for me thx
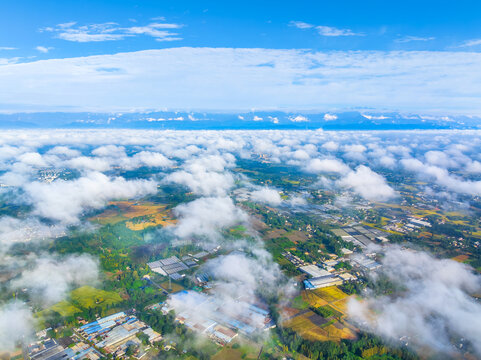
[90,200,177,230]
[49,300,81,317]
[284,286,356,342]
[70,285,122,309]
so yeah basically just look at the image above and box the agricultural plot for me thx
[285,310,355,342]
[212,339,260,360]
[36,286,122,324]
[50,300,81,317]
[313,286,348,303]
[159,280,185,293]
[285,230,308,243]
[451,254,470,263]
[330,297,351,314]
[265,228,287,240]
[285,286,356,342]
[70,285,122,309]
[301,291,328,308]
[90,200,176,230]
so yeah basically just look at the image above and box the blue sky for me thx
[1,0,481,114]
[3,0,481,57]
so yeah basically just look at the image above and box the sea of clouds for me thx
[0,129,480,354]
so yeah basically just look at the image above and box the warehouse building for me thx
[299,264,331,278]
[304,274,344,289]
[78,313,161,354]
[147,256,189,277]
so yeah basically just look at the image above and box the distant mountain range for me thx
[0,111,480,130]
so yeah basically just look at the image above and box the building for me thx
[147,256,189,277]
[78,312,161,354]
[162,291,273,345]
[299,265,330,278]
[350,254,382,272]
[304,274,344,289]
[409,218,431,227]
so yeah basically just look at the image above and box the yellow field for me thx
[90,200,176,230]
[374,203,473,228]
[451,254,470,263]
[313,286,348,303]
[323,323,356,340]
[285,311,355,342]
[285,311,328,341]
[285,286,357,342]
[159,281,185,293]
[301,291,328,308]
[330,297,350,315]
[126,212,177,230]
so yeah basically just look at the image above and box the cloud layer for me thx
[1,48,481,113]
[349,247,481,357]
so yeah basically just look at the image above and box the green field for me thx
[50,300,81,317]
[70,285,122,308]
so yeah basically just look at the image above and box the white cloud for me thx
[35,46,53,53]
[47,146,81,158]
[289,21,314,29]
[132,151,172,167]
[401,158,481,196]
[24,172,157,223]
[466,160,481,173]
[66,156,111,171]
[338,165,397,201]
[459,39,481,48]
[322,141,339,151]
[425,150,455,168]
[18,152,47,167]
[316,25,362,37]
[173,197,247,239]
[323,113,338,121]
[250,187,282,206]
[0,217,65,254]
[42,21,182,43]
[349,247,481,357]
[395,36,435,43]
[11,254,99,305]
[0,302,35,351]
[1,48,481,113]
[166,250,292,334]
[304,158,350,174]
[289,115,308,122]
[125,22,183,42]
[378,155,396,168]
[290,21,362,36]
[362,114,390,120]
[164,154,235,196]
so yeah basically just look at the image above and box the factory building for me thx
[147,256,189,278]
[299,264,331,278]
[304,274,344,289]
[78,312,161,354]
